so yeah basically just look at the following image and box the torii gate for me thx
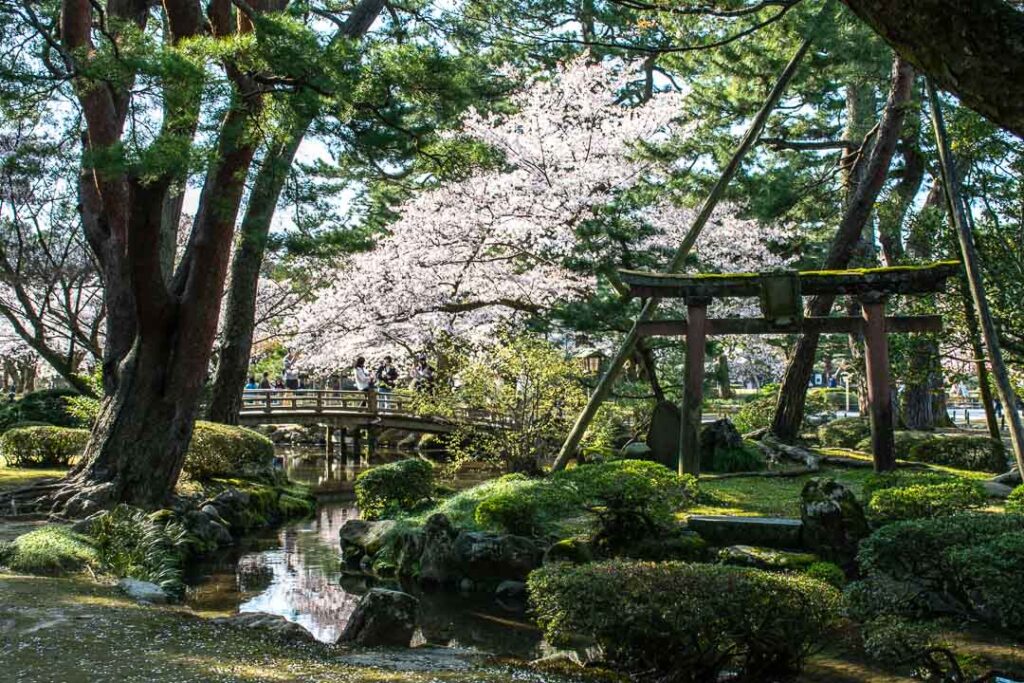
[618,260,959,475]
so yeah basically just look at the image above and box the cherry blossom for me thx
[294,57,794,371]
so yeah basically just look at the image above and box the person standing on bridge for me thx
[375,356,399,411]
[259,372,272,389]
[354,356,374,407]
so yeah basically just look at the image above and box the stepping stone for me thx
[687,515,803,549]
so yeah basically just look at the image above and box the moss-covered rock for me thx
[800,478,869,569]
[700,419,765,473]
[717,545,818,571]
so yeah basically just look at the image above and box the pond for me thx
[184,448,543,658]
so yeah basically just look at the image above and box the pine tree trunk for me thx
[206,0,386,424]
[207,134,301,424]
[770,56,914,441]
[902,337,936,429]
[58,335,204,513]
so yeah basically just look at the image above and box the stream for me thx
[184,448,544,658]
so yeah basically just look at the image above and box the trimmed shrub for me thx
[860,615,938,667]
[907,435,1007,472]
[182,421,275,481]
[1008,485,1024,514]
[857,430,934,457]
[946,531,1024,631]
[866,480,987,523]
[0,525,99,575]
[426,460,697,541]
[817,417,872,448]
[475,489,540,536]
[860,470,960,500]
[805,561,847,588]
[0,425,89,467]
[355,458,434,519]
[854,512,1024,629]
[0,388,85,431]
[90,505,189,595]
[529,560,842,682]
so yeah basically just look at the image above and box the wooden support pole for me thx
[929,82,1024,476]
[340,427,348,464]
[861,298,895,472]
[325,425,333,460]
[353,428,363,464]
[549,32,818,473]
[679,302,708,476]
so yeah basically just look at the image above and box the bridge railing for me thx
[239,389,513,428]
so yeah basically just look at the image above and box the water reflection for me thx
[185,457,542,656]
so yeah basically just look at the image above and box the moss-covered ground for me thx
[0,466,67,492]
[0,573,617,683]
[690,449,996,519]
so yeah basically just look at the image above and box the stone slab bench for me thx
[686,515,804,550]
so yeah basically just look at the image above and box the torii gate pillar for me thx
[679,300,708,476]
[860,296,895,472]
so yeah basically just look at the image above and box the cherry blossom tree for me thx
[295,57,794,374]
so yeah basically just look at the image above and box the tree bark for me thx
[771,56,914,441]
[206,0,386,424]
[50,0,263,513]
[840,0,1024,139]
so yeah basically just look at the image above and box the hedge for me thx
[817,417,872,448]
[0,425,89,467]
[906,435,1007,472]
[528,560,841,682]
[866,480,987,523]
[851,512,1024,630]
[0,388,85,432]
[182,421,275,481]
[355,458,434,519]
[856,430,934,457]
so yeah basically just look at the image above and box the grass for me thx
[0,574,613,683]
[0,525,100,575]
[688,453,997,519]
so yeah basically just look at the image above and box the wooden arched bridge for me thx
[237,388,511,445]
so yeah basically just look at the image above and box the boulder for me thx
[716,545,818,571]
[494,580,527,611]
[338,588,419,647]
[118,578,171,604]
[185,509,233,548]
[418,513,459,585]
[699,419,744,470]
[982,480,1015,498]
[452,531,542,582]
[212,612,315,642]
[799,478,869,569]
[992,467,1022,486]
[339,519,396,560]
[645,401,680,469]
[619,441,652,459]
[203,489,252,530]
